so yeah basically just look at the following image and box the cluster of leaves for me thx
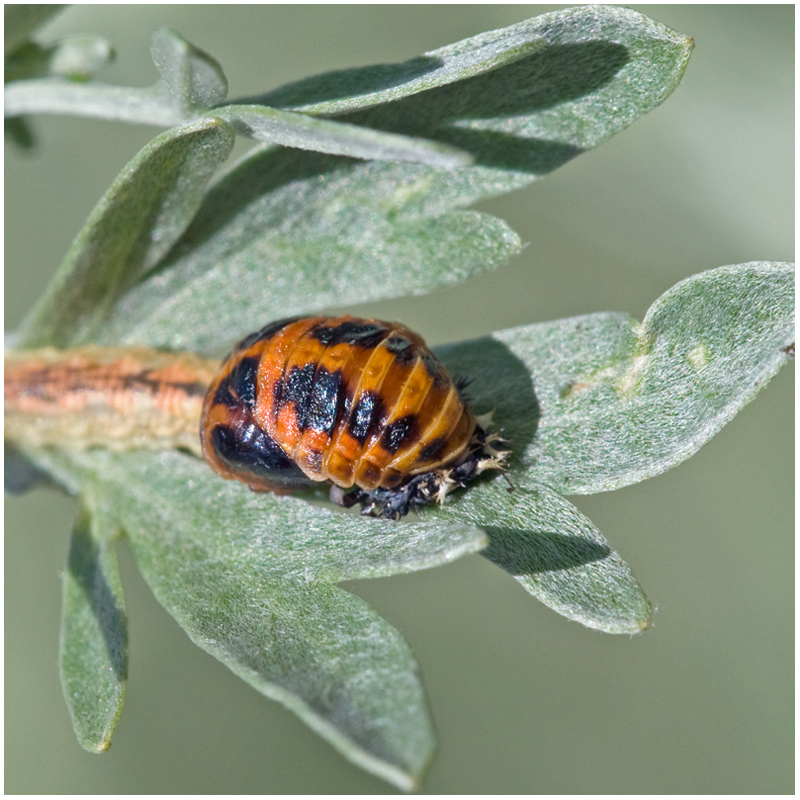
[5,6,794,791]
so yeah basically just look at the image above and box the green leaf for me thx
[30,448,488,583]
[438,481,651,634]
[6,7,691,182]
[60,500,127,754]
[4,4,66,56]
[439,262,795,496]
[254,6,683,123]
[12,260,792,775]
[87,7,691,352]
[5,30,222,126]
[4,78,185,126]
[150,28,227,110]
[19,446,486,790]
[101,148,521,352]
[250,18,546,115]
[16,117,236,349]
[216,104,472,167]
[262,6,693,191]
[129,572,433,791]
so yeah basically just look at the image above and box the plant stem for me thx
[4,346,218,454]
[4,79,186,127]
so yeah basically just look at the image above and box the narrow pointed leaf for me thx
[9,7,692,355]
[216,103,472,167]
[24,448,455,790]
[4,78,185,125]
[92,6,690,352]
[16,117,235,348]
[124,567,433,791]
[22,448,488,583]
[253,6,684,125]
[261,6,692,196]
[250,22,545,115]
[439,262,795,496]
[6,6,691,172]
[438,481,651,633]
[150,28,227,110]
[101,147,520,351]
[60,501,127,753]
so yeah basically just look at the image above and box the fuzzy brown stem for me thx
[4,347,220,455]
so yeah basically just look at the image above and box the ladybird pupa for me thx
[200,315,506,518]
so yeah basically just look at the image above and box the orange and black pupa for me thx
[200,315,506,518]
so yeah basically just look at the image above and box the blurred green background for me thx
[5,5,793,793]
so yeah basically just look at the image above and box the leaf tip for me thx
[628,595,655,634]
[87,736,113,755]
[634,611,653,634]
